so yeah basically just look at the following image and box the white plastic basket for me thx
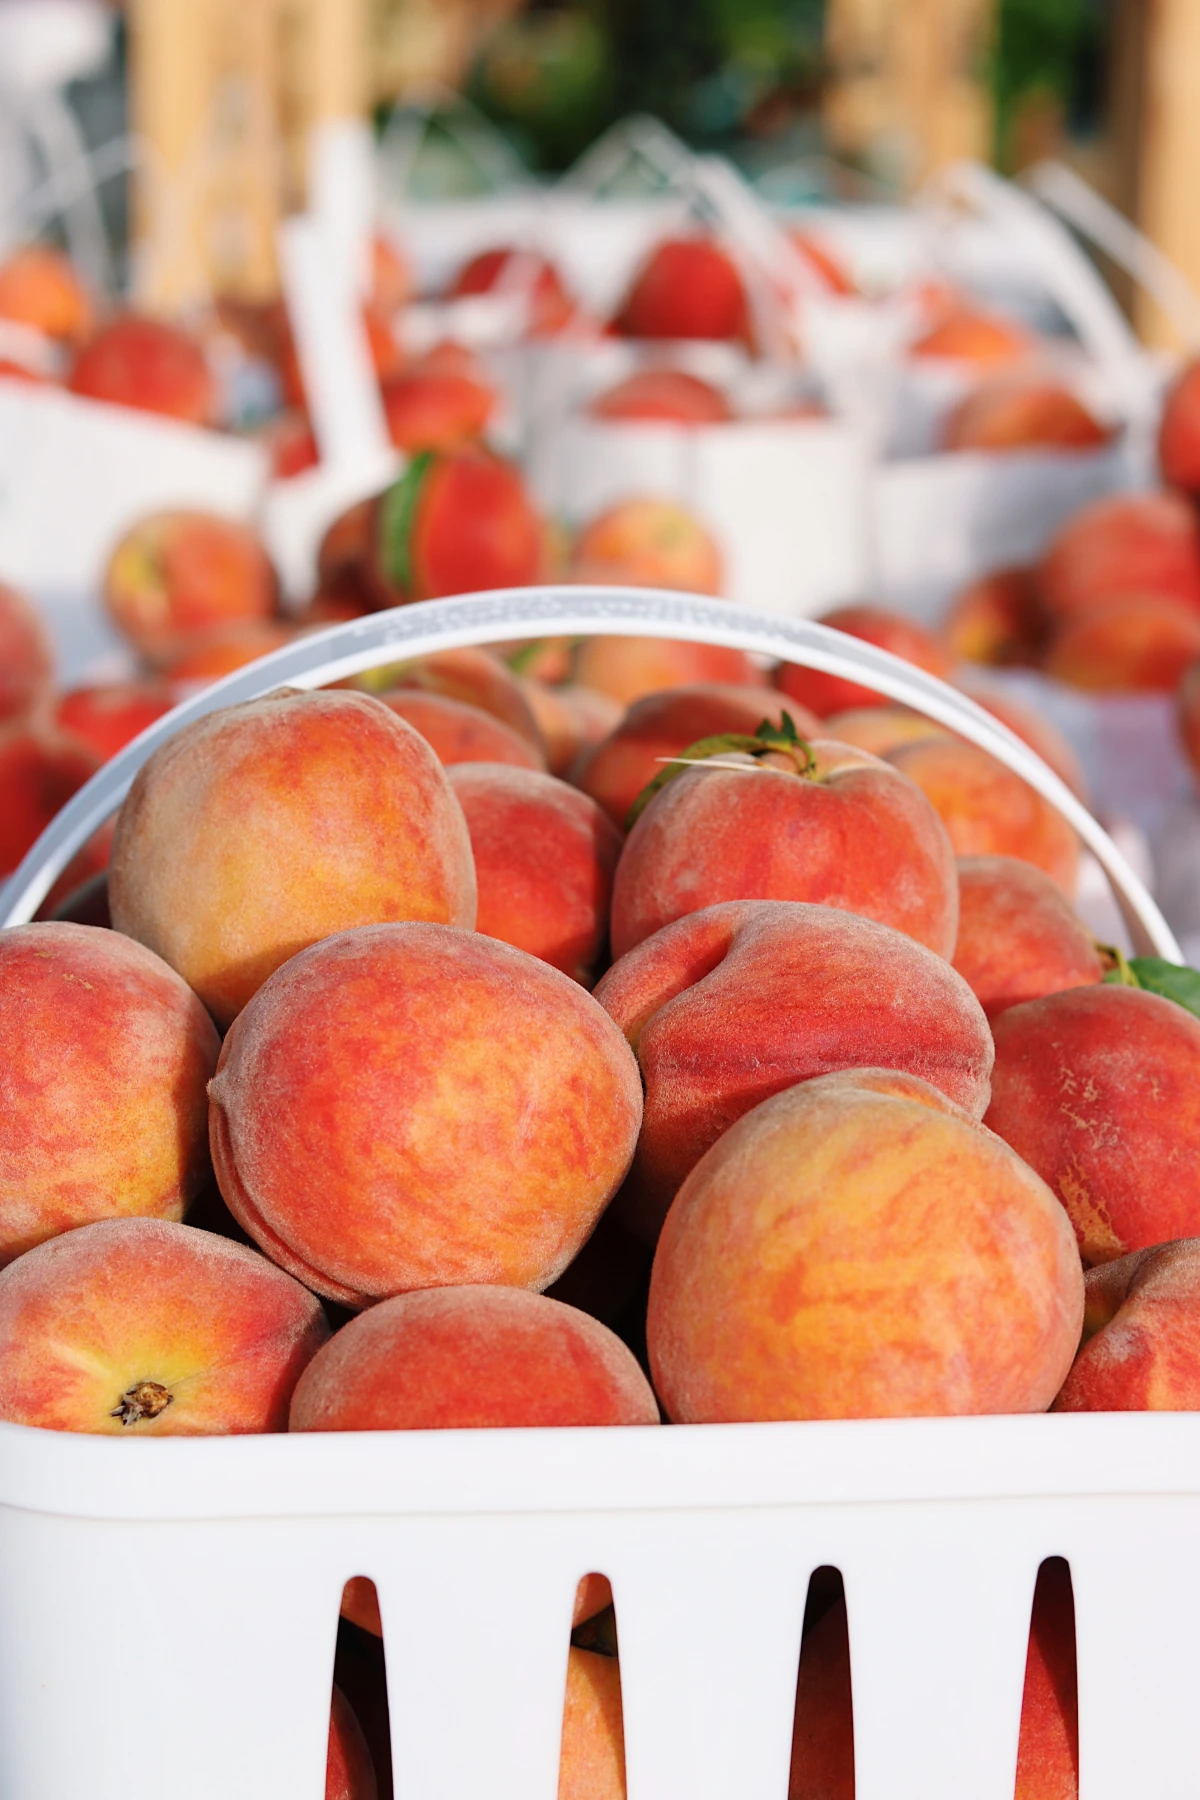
[0,588,1186,1800]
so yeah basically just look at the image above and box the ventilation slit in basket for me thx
[334,1577,393,1800]
[789,1566,853,1800]
[559,1571,625,1799]
[1013,1557,1078,1800]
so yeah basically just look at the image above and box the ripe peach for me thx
[56,680,174,762]
[776,606,953,717]
[910,310,1030,365]
[0,244,92,345]
[380,369,496,453]
[610,732,957,957]
[161,621,298,687]
[953,675,1088,799]
[381,690,545,769]
[447,763,621,982]
[69,313,217,424]
[0,1217,328,1433]
[448,247,575,336]
[945,566,1048,667]
[0,579,54,725]
[379,645,544,749]
[560,1648,626,1800]
[259,407,320,480]
[290,1286,658,1431]
[1158,359,1200,494]
[594,901,993,1236]
[0,923,219,1264]
[986,984,1200,1264]
[570,499,724,595]
[104,510,280,664]
[370,232,412,314]
[0,724,99,877]
[953,856,1104,1020]
[1053,1239,1200,1411]
[209,922,643,1304]
[328,1686,378,1800]
[109,689,476,1025]
[887,736,1078,892]
[647,1066,1083,1422]
[942,380,1108,453]
[1043,597,1200,692]
[318,496,374,591]
[1038,490,1200,621]
[575,683,806,828]
[36,822,114,921]
[615,238,750,344]
[819,704,949,759]
[365,449,543,604]
[572,637,765,708]
[520,679,623,778]
[589,370,731,424]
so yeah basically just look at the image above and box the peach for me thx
[290,1286,658,1431]
[0,923,219,1264]
[380,369,496,453]
[572,637,766,708]
[546,1208,652,1333]
[945,566,1048,667]
[318,496,374,592]
[1159,360,1200,493]
[574,684,808,828]
[615,238,751,344]
[953,856,1104,1020]
[1042,597,1200,692]
[209,921,643,1304]
[448,247,576,336]
[0,579,54,724]
[788,1560,1077,1800]
[570,499,724,595]
[328,1686,378,1800]
[36,822,114,922]
[589,370,732,424]
[594,901,993,1237]
[332,1615,392,1796]
[0,1217,328,1433]
[108,689,476,1025]
[447,764,621,983]
[609,735,958,959]
[365,449,543,604]
[259,408,320,480]
[647,1066,1083,1422]
[559,1648,626,1800]
[0,724,99,877]
[1179,657,1200,778]
[1037,491,1200,621]
[370,232,412,314]
[820,704,949,760]
[378,645,544,749]
[911,310,1031,365]
[942,380,1108,453]
[0,244,92,345]
[776,605,953,717]
[161,621,298,687]
[277,302,403,407]
[69,313,217,423]
[986,984,1200,1264]
[953,674,1089,799]
[381,690,545,770]
[1053,1239,1200,1411]
[56,680,174,762]
[886,736,1079,892]
[103,510,280,664]
[520,679,622,777]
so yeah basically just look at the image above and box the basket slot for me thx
[841,1520,1038,1800]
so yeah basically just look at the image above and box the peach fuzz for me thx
[381,690,546,770]
[0,579,54,724]
[945,566,1048,667]
[647,1067,1083,1423]
[520,679,622,777]
[775,605,952,717]
[952,856,1104,1021]
[328,1686,377,1800]
[589,369,731,424]
[56,679,174,762]
[609,736,958,960]
[1037,490,1200,621]
[378,645,544,750]
[1159,359,1200,493]
[108,688,476,1026]
[380,368,496,454]
[209,922,643,1305]
[290,1286,658,1432]
[941,380,1108,453]
[1053,1239,1200,1411]
[0,1218,328,1434]
[572,637,765,707]
[448,764,621,983]
[0,923,219,1264]
[986,985,1200,1265]
[69,313,217,424]
[103,510,279,664]
[559,1648,626,1800]
[570,498,724,595]
[364,449,543,604]
[0,724,99,877]
[594,901,993,1237]
[1043,598,1200,692]
[886,736,1078,893]
[0,245,92,345]
[575,683,808,829]
[615,238,750,344]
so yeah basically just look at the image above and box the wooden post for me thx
[1134,0,1200,347]
[128,0,217,311]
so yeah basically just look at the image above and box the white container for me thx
[0,588,1185,1800]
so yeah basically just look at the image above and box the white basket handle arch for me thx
[0,586,1179,960]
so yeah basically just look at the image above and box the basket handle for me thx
[0,586,1179,960]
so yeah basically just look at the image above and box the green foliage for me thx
[1102,957,1200,1024]
[991,0,1104,165]
[379,454,432,595]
